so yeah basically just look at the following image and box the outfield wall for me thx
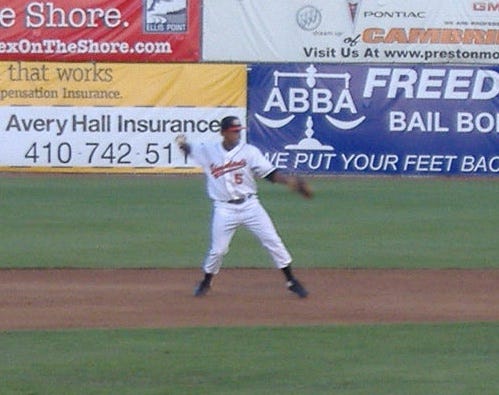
[0,62,246,172]
[248,64,498,175]
[0,0,497,175]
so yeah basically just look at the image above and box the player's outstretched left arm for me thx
[267,170,313,199]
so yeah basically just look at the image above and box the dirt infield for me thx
[1,268,498,330]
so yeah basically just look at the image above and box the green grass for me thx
[1,174,498,395]
[0,175,499,268]
[1,174,497,269]
[1,323,498,395]
[0,174,208,268]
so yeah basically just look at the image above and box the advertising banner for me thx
[0,62,246,171]
[0,0,200,62]
[203,0,499,64]
[248,63,499,175]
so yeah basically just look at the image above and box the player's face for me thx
[222,129,241,147]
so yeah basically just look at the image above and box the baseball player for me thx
[175,115,312,298]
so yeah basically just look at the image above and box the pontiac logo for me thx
[347,0,361,26]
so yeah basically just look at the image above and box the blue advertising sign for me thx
[248,64,499,175]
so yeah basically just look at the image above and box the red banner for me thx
[0,0,199,62]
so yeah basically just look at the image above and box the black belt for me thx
[227,194,254,204]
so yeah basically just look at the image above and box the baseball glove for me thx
[288,176,313,199]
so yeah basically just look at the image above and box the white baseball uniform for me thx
[189,140,292,274]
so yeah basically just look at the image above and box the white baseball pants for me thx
[202,197,292,274]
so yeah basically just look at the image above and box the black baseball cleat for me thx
[194,279,211,297]
[287,279,308,298]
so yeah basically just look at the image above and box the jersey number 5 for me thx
[234,173,243,184]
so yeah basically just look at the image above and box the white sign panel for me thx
[0,106,245,170]
[202,0,499,64]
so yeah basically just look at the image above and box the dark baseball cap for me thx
[221,116,245,132]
